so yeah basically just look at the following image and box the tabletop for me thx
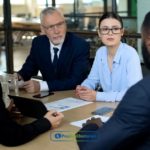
[0,90,118,150]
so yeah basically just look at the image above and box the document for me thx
[70,115,110,128]
[44,97,92,112]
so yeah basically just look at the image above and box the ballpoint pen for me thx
[52,112,58,117]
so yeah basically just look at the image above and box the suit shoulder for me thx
[67,32,89,44]
[33,35,49,43]
[129,76,150,95]
[138,76,150,88]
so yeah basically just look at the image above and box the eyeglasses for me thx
[98,27,122,35]
[42,21,65,31]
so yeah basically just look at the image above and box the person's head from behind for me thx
[141,11,150,70]
[97,12,124,47]
[40,7,67,45]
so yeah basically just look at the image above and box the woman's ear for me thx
[121,28,125,36]
[97,29,101,38]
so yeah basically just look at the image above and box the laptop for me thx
[8,95,48,118]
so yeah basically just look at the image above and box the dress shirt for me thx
[81,42,143,102]
[50,43,62,61]
[39,42,63,91]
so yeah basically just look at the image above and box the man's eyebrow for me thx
[42,20,65,26]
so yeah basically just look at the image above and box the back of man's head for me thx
[141,11,150,70]
[142,11,150,35]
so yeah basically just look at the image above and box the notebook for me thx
[8,95,48,118]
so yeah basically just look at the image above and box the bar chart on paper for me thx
[44,97,92,112]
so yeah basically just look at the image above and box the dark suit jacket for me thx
[18,32,90,91]
[76,76,150,150]
[0,84,51,146]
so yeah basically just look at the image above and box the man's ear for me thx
[40,25,46,35]
[142,42,150,70]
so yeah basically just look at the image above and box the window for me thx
[37,0,51,5]
[0,0,25,5]
[37,0,74,6]
[56,0,74,4]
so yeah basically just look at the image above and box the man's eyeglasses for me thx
[42,21,65,31]
[98,27,122,35]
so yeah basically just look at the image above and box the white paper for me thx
[70,115,110,128]
[44,97,92,112]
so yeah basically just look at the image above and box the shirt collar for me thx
[50,42,63,51]
[113,42,122,64]
[101,42,122,64]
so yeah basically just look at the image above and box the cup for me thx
[0,75,10,108]
[8,74,19,95]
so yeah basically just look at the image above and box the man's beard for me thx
[142,42,150,70]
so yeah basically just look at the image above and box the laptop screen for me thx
[8,95,48,118]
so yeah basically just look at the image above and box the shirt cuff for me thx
[96,92,116,102]
[39,80,49,91]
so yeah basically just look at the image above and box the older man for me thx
[18,7,90,93]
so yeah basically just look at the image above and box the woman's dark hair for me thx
[98,12,123,28]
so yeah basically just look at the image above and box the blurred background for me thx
[0,0,149,76]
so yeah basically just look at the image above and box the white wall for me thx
[117,0,127,16]
[137,0,150,32]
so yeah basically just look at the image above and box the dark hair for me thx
[141,11,150,70]
[98,12,123,28]
[141,11,150,38]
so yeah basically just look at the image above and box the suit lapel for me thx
[40,37,55,78]
[57,33,71,72]
[43,38,53,66]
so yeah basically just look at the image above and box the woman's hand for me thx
[75,85,96,102]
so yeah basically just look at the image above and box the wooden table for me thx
[0,90,118,150]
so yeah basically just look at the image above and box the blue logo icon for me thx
[55,133,62,139]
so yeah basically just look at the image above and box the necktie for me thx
[53,47,59,72]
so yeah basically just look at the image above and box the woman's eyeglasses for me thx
[98,27,122,35]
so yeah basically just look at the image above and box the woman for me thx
[76,12,142,102]
[0,83,64,146]
[76,11,150,150]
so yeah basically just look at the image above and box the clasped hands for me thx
[75,85,96,102]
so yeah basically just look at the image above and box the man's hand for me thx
[44,111,64,129]
[23,80,40,93]
[82,117,103,128]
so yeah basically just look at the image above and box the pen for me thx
[52,112,57,117]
